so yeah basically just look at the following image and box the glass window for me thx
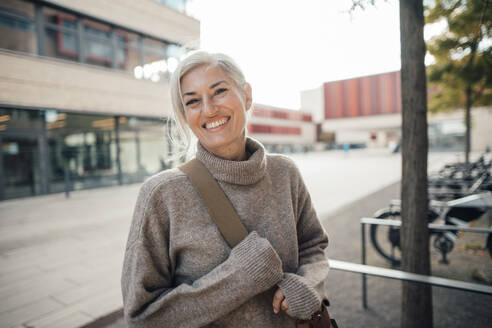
[132,118,173,175]
[46,111,120,193]
[0,108,43,200]
[82,19,112,68]
[118,117,140,183]
[0,109,181,199]
[141,37,167,82]
[428,120,465,151]
[115,30,140,73]
[0,107,43,132]
[167,43,185,59]
[0,0,36,54]
[43,8,79,62]
[154,0,188,14]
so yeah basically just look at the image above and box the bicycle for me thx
[370,191,492,266]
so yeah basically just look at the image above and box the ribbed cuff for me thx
[231,231,284,291]
[278,273,322,320]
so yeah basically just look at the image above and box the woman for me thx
[121,51,330,327]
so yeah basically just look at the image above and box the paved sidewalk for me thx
[0,149,462,327]
[322,182,492,328]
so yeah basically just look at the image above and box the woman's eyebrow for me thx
[183,80,229,97]
[210,80,228,89]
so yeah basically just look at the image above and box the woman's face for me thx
[181,64,252,160]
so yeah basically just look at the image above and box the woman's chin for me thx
[201,136,247,159]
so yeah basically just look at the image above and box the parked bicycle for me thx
[428,154,491,201]
[370,191,492,266]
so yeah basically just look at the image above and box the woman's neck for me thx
[204,139,248,161]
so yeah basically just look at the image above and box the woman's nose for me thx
[203,97,218,116]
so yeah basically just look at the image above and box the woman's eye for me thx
[214,88,228,95]
[185,99,199,106]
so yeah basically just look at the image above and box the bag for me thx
[296,299,338,328]
[180,159,338,328]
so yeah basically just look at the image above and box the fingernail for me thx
[274,308,278,314]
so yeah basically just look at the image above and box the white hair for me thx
[168,50,250,159]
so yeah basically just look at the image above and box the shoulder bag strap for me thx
[179,158,249,248]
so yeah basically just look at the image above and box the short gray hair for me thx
[168,51,249,158]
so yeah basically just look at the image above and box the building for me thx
[249,104,315,153]
[0,0,200,200]
[301,71,492,151]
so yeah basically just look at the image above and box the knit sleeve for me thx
[121,183,284,328]
[277,168,330,320]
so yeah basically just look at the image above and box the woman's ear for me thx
[244,83,252,111]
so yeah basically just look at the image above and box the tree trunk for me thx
[465,85,472,169]
[399,1,433,328]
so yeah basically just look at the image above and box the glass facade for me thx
[0,108,179,201]
[0,0,187,78]
[428,120,466,151]
[0,0,193,200]
[0,108,44,200]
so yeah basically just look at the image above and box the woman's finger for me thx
[281,298,289,311]
[272,288,285,314]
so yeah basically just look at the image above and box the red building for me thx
[323,71,401,119]
[301,71,403,147]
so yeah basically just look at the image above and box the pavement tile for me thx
[0,273,77,299]
[34,312,93,328]
[66,288,123,319]
[23,307,93,328]
[0,297,64,328]
[52,276,119,305]
[0,277,75,313]
[0,265,43,286]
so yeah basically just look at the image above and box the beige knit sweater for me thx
[121,137,330,328]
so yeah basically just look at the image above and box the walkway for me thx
[0,149,461,327]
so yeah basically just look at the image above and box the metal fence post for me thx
[64,164,70,199]
[361,222,367,309]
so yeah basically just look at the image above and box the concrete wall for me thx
[321,113,401,133]
[318,107,491,150]
[44,0,200,46]
[0,51,171,118]
[470,107,492,151]
[300,86,324,123]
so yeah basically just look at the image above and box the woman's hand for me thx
[272,288,292,316]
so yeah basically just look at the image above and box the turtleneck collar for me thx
[196,137,267,185]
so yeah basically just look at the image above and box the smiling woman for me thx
[121,51,331,328]
[180,64,252,161]
[168,51,253,160]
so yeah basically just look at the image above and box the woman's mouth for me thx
[204,117,230,130]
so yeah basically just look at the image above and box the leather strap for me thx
[179,159,249,248]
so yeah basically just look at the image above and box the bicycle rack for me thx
[356,217,492,309]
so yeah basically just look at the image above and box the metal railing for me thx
[339,217,492,309]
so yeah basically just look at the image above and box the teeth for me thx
[206,118,228,129]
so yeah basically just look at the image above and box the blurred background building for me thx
[248,104,315,153]
[0,0,199,200]
[302,71,492,151]
[0,0,316,201]
[1,1,490,202]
